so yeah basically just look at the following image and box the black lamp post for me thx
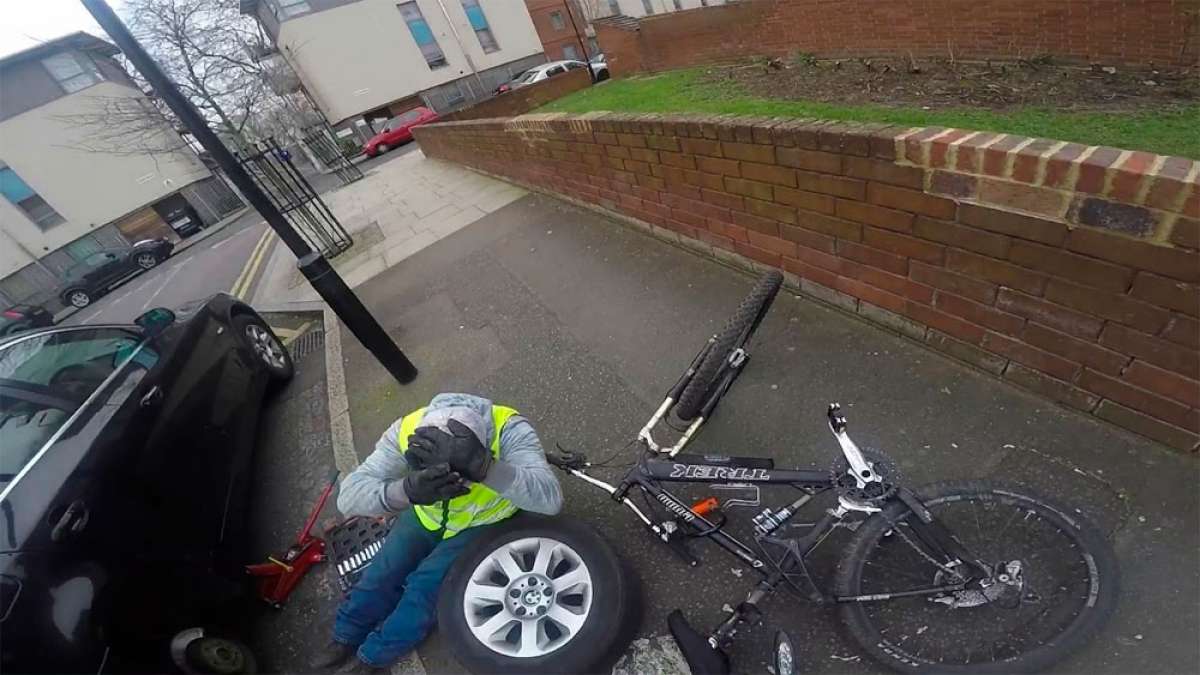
[80,0,418,384]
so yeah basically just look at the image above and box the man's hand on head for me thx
[409,419,493,482]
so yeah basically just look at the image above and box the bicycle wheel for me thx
[835,481,1118,674]
[675,270,783,421]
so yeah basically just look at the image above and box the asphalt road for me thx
[61,143,419,327]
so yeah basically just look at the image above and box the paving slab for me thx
[326,193,1197,674]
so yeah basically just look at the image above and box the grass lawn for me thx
[538,69,1200,159]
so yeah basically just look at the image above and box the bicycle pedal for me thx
[667,610,730,675]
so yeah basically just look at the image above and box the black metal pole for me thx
[80,0,418,384]
[563,0,594,80]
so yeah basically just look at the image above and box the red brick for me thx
[982,332,1080,380]
[732,210,780,236]
[910,262,998,304]
[707,219,749,243]
[1007,240,1135,293]
[981,135,1027,177]
[787,172,863,201]
[903,127,948,165]
[1010,139,1057,183]
[734,240,783,267]
[741,162,796,187]
[929,171,978,199]
[783,257,841,290]
[1003,363,1099,412]
[681,137,722,157]
[839,278,909,314]
[1075,147,1122,194]
[995,288,1103,338]
[790,241,842,271]
[593,131,618,145]
[945,248,1047,295]
[866,182,957,219]
[642,200,671,221]
[1044,278,1169,333]
[725,177,776,202]
[684,170,725,191]
[912,216,1012,258]
[697,156,740,177]
[1042,143,1088,189]
[660,151,696,169]
[1162,314,1200,350]
[935,292,1025,335]
[774,186,835,215]
[1080,369,1199,432]
[837,240,909,275]
[836,200,914,232]
[959,203,1068,245]
[842,261,934,303]
[1093,401,1199,453]
[646,135,680,152]
[1022,323,1129,374]
[746,229,798,258]
[746,198,798,224]
[616,133,647,148]
[1066,228,1200,282]
[794,211,863,241]
[843,156,924,188]
[863,227,945,264]
[696,228,735,251]
[636,174,667,192]
[780,226,836,253]
[978,179,1069,219]
[1171,217,1200,250]
[1108,151,1157,202]
[954,132,1000,174]
[904,302,987,343]
[1100,323,1199,379]
[722,142,775,164]
[665,180,702,200]
[1124,361,1200,408]
[700,188,744,211]
[929,129,973,168]
[629,147,658,164]
[664,193,731,221]
[1129,272,1200,317]
[776,147,841,174]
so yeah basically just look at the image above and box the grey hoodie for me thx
[336,393,564,518]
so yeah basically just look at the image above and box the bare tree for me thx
[574,0,615,22]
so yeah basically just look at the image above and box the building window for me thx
[273,0,311,19]
[398,2,448,68]
[461,0,499,53]
[549,10,566,31]
[673,0,683,9]
[41,51,103,93]
[642,0,655,14]
[563,43,581,60]
[607,0,621,15]
[0,164,65,230]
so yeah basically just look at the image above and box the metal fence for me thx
[181,173,245,225]
[236,137,353,258]
[301,124,363,186]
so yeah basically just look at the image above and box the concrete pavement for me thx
[260,186,1196,674]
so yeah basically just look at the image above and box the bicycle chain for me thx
[878,508,966,581]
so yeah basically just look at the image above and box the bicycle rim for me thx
[838,484,1117,672]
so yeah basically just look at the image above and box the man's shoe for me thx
[309,641,356,671]
[336,657,389,673]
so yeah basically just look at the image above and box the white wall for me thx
[0,81,210,276]
[279,0,543,123]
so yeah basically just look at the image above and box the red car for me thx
[362,106,440,156]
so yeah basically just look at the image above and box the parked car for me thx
[589,53,609,81]
[362,106,440,156]
[59,238,175,309]
[0,304,54,336]
[494,59,592,94]
[0,295,294,673]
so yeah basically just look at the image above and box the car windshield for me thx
[514,68,542,84]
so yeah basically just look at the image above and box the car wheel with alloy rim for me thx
[66,290,92,308]
[232,315,293,383]
[136,251,159,269]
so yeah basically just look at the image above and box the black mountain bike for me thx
[544,271,1119,674]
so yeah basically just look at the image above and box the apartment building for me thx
[240,0,548,135]
[526,0,727,62]
[0,33,242,309]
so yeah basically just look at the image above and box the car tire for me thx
[596,69,610,82]
[136,251,159,270]
[376,143,390,154]
[65,289,92,309]
[232,315,294,383]
[183,636,258,674]
[437,514,637,674]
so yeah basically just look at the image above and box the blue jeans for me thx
[333,511,489,667]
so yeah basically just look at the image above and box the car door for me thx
[80,251,122,290]
[0,326,157,673]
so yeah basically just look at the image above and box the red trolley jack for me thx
[246,470,338,608]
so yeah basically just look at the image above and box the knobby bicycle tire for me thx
[675,271,783,421]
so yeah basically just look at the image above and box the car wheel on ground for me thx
[136,251,160,270]
[65,289,92,309]
[376,143,390,154]
[182,636,258,674]
[596,69,610,81]
[437,514,637,674]
[233,315,293,383]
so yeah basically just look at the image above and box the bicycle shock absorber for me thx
[752,494,813,537]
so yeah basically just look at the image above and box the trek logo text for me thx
[669,463,771,481]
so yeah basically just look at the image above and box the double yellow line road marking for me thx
[230,227,276,300]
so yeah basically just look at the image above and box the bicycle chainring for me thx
[830,448,901,505]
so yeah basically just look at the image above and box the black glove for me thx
[401,464,470,505]
[409,419,493,482]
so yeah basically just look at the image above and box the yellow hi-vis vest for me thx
[397,405,520,538]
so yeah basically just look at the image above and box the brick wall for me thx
[596,0,1200,77]
[525,0,590,61]
[415,113,1200,452]
[440,69,592,122]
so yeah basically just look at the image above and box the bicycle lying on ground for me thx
[436,270,1119,674]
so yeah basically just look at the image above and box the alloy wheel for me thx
[244,323,287,370]
[462,537,593,658]
[136,252,157,269]
[69,291,91,308]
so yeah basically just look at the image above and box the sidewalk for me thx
[250,149,525,310]
[248,149,1197,673]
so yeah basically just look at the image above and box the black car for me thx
[59,239,175,309]
[0,304,54,336]
[0,294,293,673]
